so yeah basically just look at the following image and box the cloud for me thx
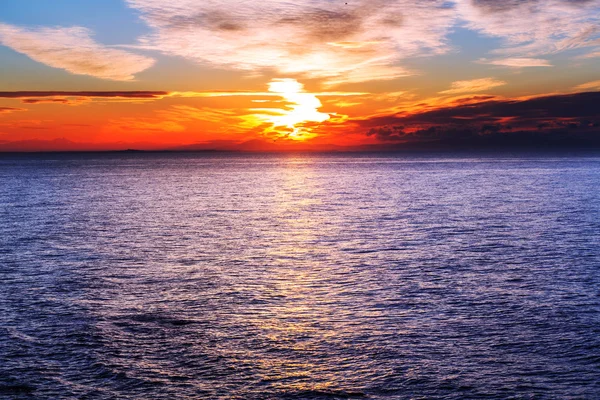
[362,92,600,128]
[0,24,155,81]
[125,0,455,85]
[0,91,169,105]
[439,78,506,94]
[0,107,25,114]
[575,80,600,91]
[21,98,72,105]
[478,57,553,68]
[456,0,600,59]
[366,125,407,142]
[357,91,600,148]
[578,49,600,59]
[0,91,169,99]
[120,0,599,82]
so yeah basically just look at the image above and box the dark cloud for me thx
[451,95,497,105]
[358,91,600,148]
[161,12,247,32]
[471,0,538,13]
[22,99,71,104]
[0,107,25,114]
[288,9,363,41]
[0,91,168,99]
[561,0,595,6]
[472,0,592,13]
[367,125,407,141]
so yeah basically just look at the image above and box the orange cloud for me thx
[96,79,346,142]
[100,104,250,144]
[0,91,365,107]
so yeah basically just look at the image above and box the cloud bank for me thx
[121,0,600,83]
[360,91,600,148]
[2,1,598,83]
[125,0,455,85]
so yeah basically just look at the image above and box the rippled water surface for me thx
[1,153,600,399]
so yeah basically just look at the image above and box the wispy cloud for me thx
[102,105,247,140]
[0,91,168,99]
[0,90,365,110]
[21,98,73,105]
[456,0,600,59]
[439,78,506,94]
[574,80,600,91]
[0,107,26,114]
[124,0,455,86]
[479,57,553,68]
[0,24,155,81]
[0,91,169,106]
[578,49,600,59]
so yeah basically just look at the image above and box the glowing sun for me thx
[263,78,330,140]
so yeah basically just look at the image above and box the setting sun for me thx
[255,79,330,141]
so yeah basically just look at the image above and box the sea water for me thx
[1,153,599,399]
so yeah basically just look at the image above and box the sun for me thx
[261,79,330,140]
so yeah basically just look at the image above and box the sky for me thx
[1,0,600,151]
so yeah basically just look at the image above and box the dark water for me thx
[1,153,599,399]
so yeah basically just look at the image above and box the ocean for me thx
[1,152,599,399]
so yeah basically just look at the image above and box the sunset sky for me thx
[1,0,600,151]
